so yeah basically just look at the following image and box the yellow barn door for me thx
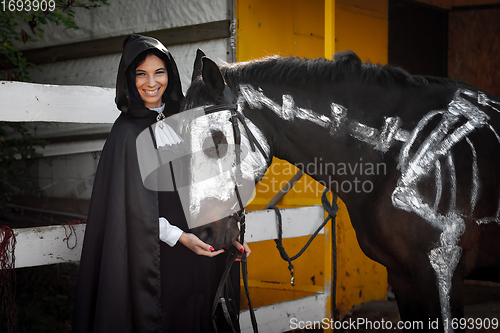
[236,0,389,324]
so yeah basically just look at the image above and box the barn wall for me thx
[236,0,388,318]
[236,0,324,60]
[336,0,388,64]
[12,0,234,204]
[333,0,389,315]
[448,7,500,97]
[28,39,230,91]
[22,0,233,89]
[17,0,229,50]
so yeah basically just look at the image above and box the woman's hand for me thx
[232,240,251,262]
[178,232,225,257]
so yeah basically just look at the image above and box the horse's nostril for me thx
[192,225,215,245]
[202,227,214,242]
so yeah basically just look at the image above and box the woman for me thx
[74,34,246,333]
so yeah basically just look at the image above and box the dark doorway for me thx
[388,0,448,77]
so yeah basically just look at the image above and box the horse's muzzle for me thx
[191,215,240,250]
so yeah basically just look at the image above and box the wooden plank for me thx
[244,279,324,293]
[0,81,118,123]
[35,139,107,157]
[1,20,230,68]
[451,0,500,8]
[244,206,325,243]
[448,7,500,98]
[5,206,324,268]
[12,224,85,268]
[239,294,327,333]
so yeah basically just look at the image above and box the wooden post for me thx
[324,2,336,331]
[325,0,336,60]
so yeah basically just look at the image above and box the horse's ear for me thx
[201,56,226,100]
[191,48,206,82]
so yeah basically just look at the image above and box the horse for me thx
[178,49,500,332]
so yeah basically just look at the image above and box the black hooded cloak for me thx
[74,34,240,333]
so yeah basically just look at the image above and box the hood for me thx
[115,34,184,118]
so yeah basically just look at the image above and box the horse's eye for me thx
[202,130,228,159]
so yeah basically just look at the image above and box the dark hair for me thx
[125,48,170,106]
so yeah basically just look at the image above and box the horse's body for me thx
[183,51,500,332]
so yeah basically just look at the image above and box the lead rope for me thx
[0,226,18,333]
[270,189,339,326]
[230,107,259,333]
[239,215,259,333]
[211,244,239,333]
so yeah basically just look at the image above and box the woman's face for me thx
[135,54,169,108]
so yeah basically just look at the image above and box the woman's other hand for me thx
[232,240,251,262]
[178,232,224,257]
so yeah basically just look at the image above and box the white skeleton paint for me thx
[181,108,270,227]
[236,84,500,333]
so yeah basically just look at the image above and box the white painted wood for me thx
[5,123,113,140]
[244,205,325,243]
[7,206,324,268]
[0,81,118,123]
[239,294,327,333]
[12,224,85,268]
[35,139,106,157]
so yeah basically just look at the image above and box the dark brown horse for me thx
[181,50,500,332]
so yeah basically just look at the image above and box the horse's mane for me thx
[183,51,456,108]
[222,51,454,88]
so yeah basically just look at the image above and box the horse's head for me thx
[180,50,271,249]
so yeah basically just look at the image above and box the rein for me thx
[270,189,338,287]
[270,189,339,331]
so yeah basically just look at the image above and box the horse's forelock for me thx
[182,77,212,110]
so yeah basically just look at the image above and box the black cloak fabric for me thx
[74,34,240,333]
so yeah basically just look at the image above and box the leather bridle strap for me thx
[210,245,239,333]
[204,104,269,162]
[206,104,260,333]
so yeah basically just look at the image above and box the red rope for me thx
[0,226,18,333]
[62,220,86,250]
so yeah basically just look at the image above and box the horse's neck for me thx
[239,82,399,207]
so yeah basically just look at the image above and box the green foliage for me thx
[0,264,79,333]
[0,122,47,213]
[0,0,109,81]
[0,1,108,213]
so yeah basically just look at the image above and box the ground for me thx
[1,264,499,332]
[288,281,500,333]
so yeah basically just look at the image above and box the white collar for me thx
[149,104,165,114]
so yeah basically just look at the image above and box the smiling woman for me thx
[135,54,169,108]
[73,34,244,333]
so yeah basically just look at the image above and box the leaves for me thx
[0,122,48,213]
[0,0,109,81]
[0,0,108,214]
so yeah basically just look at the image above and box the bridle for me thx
[202,101,267,333]
[201,96,339,333]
